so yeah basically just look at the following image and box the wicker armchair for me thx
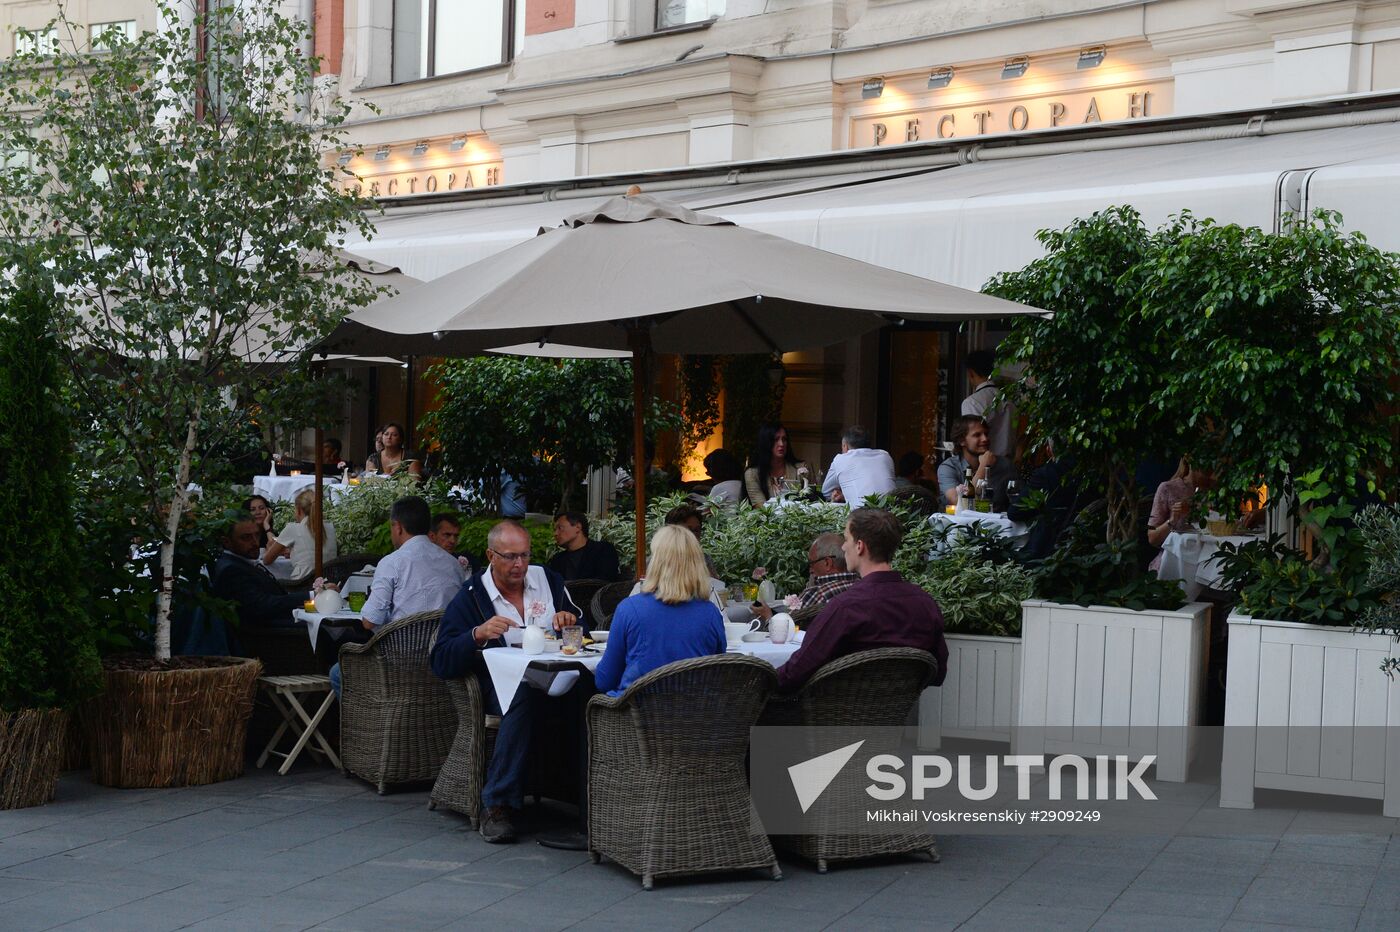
[587,654,782,890]
[427,677,499,828]
[565,578,611,627]
[762,647,941,873]
[589,580,635,631]
[338,609,456,794]
[322,553,382,586]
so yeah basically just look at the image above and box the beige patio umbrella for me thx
[323,193,1048,570]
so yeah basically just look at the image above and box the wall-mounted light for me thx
[861,77,885,99]
[412,140,429,155]
[1001,56,1030,79]
[373,145,390,161]
[336,151,353,166]
[448,136,467,151]
[1077,45,1107,69]
[927,67,954,89]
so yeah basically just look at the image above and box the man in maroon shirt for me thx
[776,508,948,692]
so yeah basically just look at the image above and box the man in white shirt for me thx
[329,496,464,695]
[822,426,896,508]
[961,350,1015,458]
[430,521,582,843]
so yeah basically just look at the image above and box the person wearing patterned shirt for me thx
[753,533,858,623]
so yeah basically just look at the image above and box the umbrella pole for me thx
[312,362,325,580]
[629,328,649,577]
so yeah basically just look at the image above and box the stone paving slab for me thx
[0,765,1395,931]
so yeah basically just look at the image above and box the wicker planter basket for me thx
[0,708,69,810]
[86,656,262,789]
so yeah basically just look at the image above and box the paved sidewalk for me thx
[0,765,1396,931]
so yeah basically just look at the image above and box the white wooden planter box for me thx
[917,634,1021,748]
[1220,614,1400,816]
[1013,599,1210,782]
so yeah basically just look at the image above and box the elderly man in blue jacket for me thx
[430,520,582,844]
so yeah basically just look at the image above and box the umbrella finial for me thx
[625,184,642,196]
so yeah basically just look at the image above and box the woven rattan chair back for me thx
[564,578,610,627]
[589,580,635,631]
[321,553,382,586]
[586,654,781,888]
[770,647,941,873]
[796,647,938,726]
[338,609,456,793]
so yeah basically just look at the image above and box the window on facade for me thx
[656,0,724,30]
[14,27,59,57]
[90,20,136,51]
[392,0,516,83]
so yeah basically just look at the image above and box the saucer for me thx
[741,632,769,643]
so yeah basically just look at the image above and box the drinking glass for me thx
[561,625,584,656]
[346,592,367,612]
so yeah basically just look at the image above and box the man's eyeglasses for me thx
[489,549,530,565]
[807,556,833,568]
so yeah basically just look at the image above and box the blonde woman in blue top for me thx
[593,525,727,696]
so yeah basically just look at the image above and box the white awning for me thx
[712,121,1400,290]
[339,169,935,282]
[341,120,1400,293]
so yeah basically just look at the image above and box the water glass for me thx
[561,625,584,656]
[347,592,367,612]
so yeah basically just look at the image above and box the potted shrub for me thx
[911,530,1032,748]
[987,208,1209,781]
[1219,491,1398,815]
[0,274,102,808]
[0,6,378,786]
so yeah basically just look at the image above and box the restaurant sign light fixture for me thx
[336,150,353,166]
[448,136,467,151]
[1001,57,1030,79]
[412,140,429,155]
[1077,46,1107,69]
[861,77,885,99]
[927,67,954,89]
[373,145,391,161]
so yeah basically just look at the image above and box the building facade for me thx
[329,0,1400,191]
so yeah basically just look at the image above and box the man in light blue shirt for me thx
[329,496,464,694]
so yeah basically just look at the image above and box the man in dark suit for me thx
[430,521,583,844]
[545,511,620,582]
[212,518,305,629]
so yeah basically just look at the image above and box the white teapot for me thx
[769,613,794,644]
[522,625,545,655]
[313,589,343,614]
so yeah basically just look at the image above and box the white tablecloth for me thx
[252,475,349,503]
[929,510,1029,550]
[481,638,803,713]
[1157,531,1258,600]
[292,609,363,650]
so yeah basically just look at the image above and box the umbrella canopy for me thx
[322,193,1043,357]
[321,193,1050,572]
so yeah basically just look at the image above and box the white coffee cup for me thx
[769,613,793,644]
[725,620,759,645]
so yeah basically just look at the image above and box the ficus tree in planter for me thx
[986,206,1176,551]
[0,2,379,661]
[424,356,680,512]
[1136,210,1400,523]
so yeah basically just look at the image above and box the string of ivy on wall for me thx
[676,354,787,466]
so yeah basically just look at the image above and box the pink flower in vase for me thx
[529,600,548,622]
[751,567,767,581]
[311,576,327,593]
[458,555,472,571]
[784,594,802,611]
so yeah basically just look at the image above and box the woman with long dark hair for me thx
[743,422,817,505]
[364,422,422,478]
